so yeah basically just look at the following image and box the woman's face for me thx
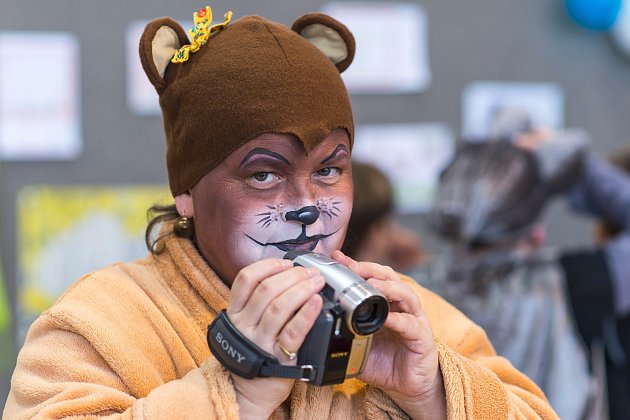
[188,130,353,285]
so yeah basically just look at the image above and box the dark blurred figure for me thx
[411,135,600,420]
[557,141,630,420]
[342,161,424,273]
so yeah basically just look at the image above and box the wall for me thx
[2,0,630,406]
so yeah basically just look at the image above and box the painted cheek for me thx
[231,207,287,259]
[230,223,292,267]
[319,200,352,253]
[244,203,299,238]
[231,237,267,267]
[318,196,351,226]
[253,204,285,228]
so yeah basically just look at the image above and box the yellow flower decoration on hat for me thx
[171,5,233,63]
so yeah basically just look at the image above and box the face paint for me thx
[190,130,353,285]
[317,197,342,219]
[246,198,345,252]
[256,204,285,229]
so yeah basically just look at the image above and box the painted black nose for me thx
[285,206,320,225]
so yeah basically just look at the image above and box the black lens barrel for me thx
[351,295,389,335]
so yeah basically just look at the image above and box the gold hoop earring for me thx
[174,215,195,238]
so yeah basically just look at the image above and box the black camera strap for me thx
[207,310,316,381]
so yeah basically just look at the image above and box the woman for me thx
[416,139,594,419]
[342,161,424,273]
[558,142,630,420]
[4,6,556,419]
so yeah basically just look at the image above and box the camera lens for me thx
[351,295,389,335]
[355,303,373,322]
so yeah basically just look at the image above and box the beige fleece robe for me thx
[3,233,558,419]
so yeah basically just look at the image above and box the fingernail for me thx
[310,274,324,285]
[306,267,320,277]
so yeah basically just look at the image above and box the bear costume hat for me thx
[139,5,356,195]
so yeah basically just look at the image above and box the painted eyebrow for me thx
[240,148,291,166]
[320,144,350,164]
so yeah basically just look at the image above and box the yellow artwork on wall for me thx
[0,254,15,375]
[16,185,171,341]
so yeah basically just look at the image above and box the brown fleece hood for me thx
[139,7,356,195]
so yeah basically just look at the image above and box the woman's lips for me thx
[245,226,339,252]
[273,239,319,252]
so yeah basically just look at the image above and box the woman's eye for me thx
[316,167,341,181]
[319,167,340,176]
[318,168,332,176]
[253,173,270,181]
[248,172,280,188]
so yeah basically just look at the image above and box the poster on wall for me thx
[16,185,171,341]
[321,2,431,94]
[352,123,454,214]
[126,20,191,115]
[126,21,161,116]
[0,32,82,160]
[461,81,564,141]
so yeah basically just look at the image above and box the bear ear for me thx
[139,17,190,92]
[292,13,355,73]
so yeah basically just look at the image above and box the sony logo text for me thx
[215,332,246,364]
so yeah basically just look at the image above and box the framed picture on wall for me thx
[125,20,191,116]
[321,2,431,94]
[16,185,171,342]
[352,123,454,214]
[0,32,82,160]
[461,81,564,142]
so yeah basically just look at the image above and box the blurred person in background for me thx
[491,108,630,419]
[556,140,630,420]
[412,134,598,420]
[342,161,425,273]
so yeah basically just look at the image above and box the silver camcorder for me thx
[284,250,389,385]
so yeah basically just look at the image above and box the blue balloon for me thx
[566,0,622,30]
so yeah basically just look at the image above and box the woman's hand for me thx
[225,258,325,419]
[332,250,447,420]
